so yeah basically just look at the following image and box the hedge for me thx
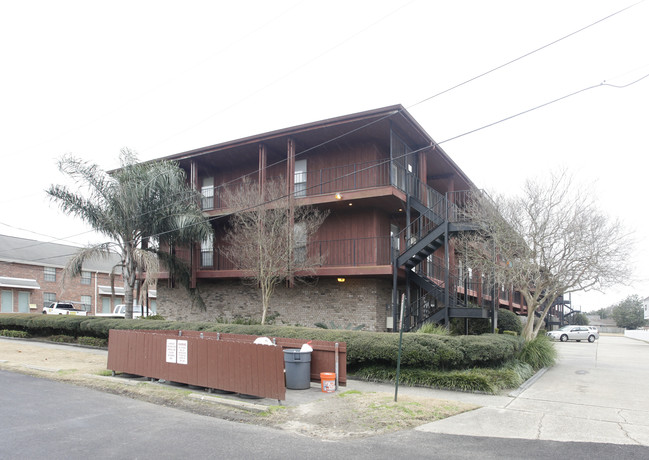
[0,314,523,371]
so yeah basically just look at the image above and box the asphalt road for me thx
[1,368,648,459]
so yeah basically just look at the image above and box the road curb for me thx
[187,393,270,413]
[508,367,548,398]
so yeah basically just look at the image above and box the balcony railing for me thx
[199,237,392,270]
[304,160,391,196]
[198,161,451,211]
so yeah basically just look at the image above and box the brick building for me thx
[0,234,155,315]
[154,105,525,330]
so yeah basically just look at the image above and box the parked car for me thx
[547,325,599,343]
[42,302,88,316]
[111,304,152,318]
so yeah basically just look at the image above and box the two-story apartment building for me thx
[155,105,526,331]
[0,234,155,315]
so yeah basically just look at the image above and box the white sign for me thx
[177,340,188,365]
[165,339,189,365]
[166,339,177,363]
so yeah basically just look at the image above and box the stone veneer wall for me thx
[158,277,392,332]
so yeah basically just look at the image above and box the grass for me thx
[259,405,287,417]
[518,335,557,370]
[416,323,451,335]
[338,390,362,397]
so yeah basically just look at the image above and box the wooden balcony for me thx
[195,236,394,279]
[200,161,411,212]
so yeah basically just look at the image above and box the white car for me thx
[547,325,599,343]
[113,304,152,318]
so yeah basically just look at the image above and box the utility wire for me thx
[406,0,645,110]
[149,70,649,242]
[6,1,646,250]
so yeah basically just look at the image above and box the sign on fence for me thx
[166,339,188,365]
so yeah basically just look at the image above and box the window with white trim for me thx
[293,222,307,263]
[81,271,91,285]
[44,267,56,282]
[201,177,214,210]
[43,292,56,307]
[201,236,214,268]
[81,295,92,312]
[294,160,307,197]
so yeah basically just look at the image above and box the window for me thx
[201,177,214,210]
[390,132,413,192]
[43,292,56,307]
[44,267,56,282]
[293,222,307,264]
[201,236,214,268]
[81,296,92,312]
[294,160,307,197]
[81,271,91,285]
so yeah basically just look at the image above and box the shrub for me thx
[143,315,166,321]
[49,335,76,343]
[352,362,534,394]
[416,322,450,335]
[450,318,492,335]
[314,321,366,331]
[0,314,524,371]
[0,329,30,338]
[77,336,108,347]
[503,330,518,336]
[518,335,557,370]
[497,309,523,335]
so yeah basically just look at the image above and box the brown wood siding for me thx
[315,208,381,241]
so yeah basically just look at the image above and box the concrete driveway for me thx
[414,335,649,445]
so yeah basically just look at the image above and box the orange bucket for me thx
[320,372,336,393]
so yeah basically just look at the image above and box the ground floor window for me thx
[81,295,92,312]
[43,292,56,307]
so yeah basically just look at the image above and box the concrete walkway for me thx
[412,335,649,446]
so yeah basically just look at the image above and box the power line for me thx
[406,0,645,111]
[6,1,646,249]
[150,70,649,241]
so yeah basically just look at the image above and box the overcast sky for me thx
[1,0,647,311]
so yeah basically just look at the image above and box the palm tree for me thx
[47,149,213,318]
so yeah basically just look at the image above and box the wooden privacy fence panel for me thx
[107,329,286,400]
[189,333,347,385]
[107,330,348,400]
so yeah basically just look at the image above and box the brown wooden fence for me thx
[107,329,347,401]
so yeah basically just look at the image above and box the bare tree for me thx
[222,176,328,324]
[458,171,634,340]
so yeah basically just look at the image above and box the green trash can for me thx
[283,348,311,390]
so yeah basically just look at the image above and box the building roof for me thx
[159,104,476,190]
[0,234,121,273]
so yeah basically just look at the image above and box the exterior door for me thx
[18,291,30,313]
[102,297,111,313]
[1,290,13,313]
